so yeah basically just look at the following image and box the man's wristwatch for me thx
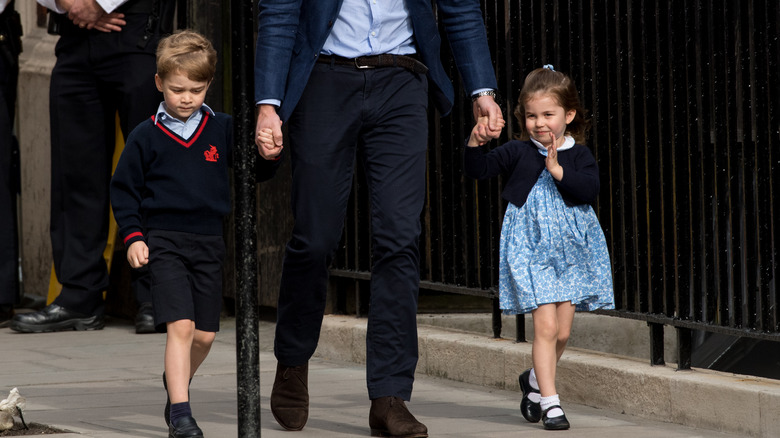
[471,90,497,101]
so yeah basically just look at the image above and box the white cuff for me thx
[96,0,131,14]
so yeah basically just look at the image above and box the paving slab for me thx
[0,316,756,437]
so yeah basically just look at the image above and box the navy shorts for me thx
[147,229,225,333]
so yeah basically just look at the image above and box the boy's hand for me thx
[127,241,149,269]
[256,128,276,153]
[255,105,284,160]
[467,115,504,147]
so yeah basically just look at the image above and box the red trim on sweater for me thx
[123,232,144,244]
[152,112,210,148]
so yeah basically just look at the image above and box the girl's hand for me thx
[546,132,564,180]
[467,116,502,147]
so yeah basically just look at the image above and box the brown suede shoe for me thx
[368,396,428,437]
[270,362,309,431]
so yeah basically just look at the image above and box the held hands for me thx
[468,115,505,147]
[545,132,564,181]
[256,128,275,154]
[255,105,284,160]
[472,95,504,141]
[92,12,126,33]
[57,0,126,32]
[127,241,149,269]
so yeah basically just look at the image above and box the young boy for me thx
[110,29,229,438]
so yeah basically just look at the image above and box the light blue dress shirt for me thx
[154,102,215,140]
[321,0,416,58]
[256,0,490,106]
[257,0,414,107]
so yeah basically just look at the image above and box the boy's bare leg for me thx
[165,319,196,403]
[190,329,215,378]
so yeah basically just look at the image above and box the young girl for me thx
[465,66,614,431]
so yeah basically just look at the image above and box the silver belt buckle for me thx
[354,57,375,69]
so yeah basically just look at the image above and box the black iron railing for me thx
[329,0,780,369]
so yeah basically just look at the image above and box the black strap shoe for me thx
[518,369,541,423]
[168,415,203,438]
[542,405,570,430]
[10,304,104,333]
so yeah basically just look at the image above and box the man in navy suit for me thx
[255,1,503,435]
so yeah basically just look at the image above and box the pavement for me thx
[0,314,771,437]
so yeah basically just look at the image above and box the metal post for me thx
[648,322,665,366]
[515,314,526,343]
[676,327,692,370]
[490,297,501,339]
[231,0,260,436]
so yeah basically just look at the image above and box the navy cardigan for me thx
[463,140,600,209]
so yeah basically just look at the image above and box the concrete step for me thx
[314,314,780,438]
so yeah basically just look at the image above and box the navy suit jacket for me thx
[255,0,499,120]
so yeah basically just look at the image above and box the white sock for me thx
[540,395,564,418]
[527,369,541,403]
[529,368,539,390]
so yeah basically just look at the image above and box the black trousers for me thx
[49,14,163,315]
[276,61,429,400]
[0,5,20,307]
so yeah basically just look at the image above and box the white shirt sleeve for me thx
[36,0,132,14]
[36,0,66,14]
[96,0,131,14]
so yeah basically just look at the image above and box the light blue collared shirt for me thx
[257,0,416,107]
[321,0,416,58]
[154,102,215,140]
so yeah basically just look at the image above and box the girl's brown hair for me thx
[513,67,590,143]
[156,29,217,82]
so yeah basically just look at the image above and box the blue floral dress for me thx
[498,149,614,315]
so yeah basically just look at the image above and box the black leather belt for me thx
[317,54,428,75]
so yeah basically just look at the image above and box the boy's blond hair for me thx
[156,29,217,82]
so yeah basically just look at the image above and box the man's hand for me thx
[92,13,126,32]
[68,0,106,29]
[472,95,504,140]
[255,104,284,160]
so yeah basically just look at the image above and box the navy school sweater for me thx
[463,140,600,209]
[111,111,235,247]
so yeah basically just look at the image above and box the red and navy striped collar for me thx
[152,105,213,148]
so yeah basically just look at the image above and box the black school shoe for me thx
[518,369,541,423]
[542,405,570,430]
[10,304,104,333]
[169,415,204,438]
